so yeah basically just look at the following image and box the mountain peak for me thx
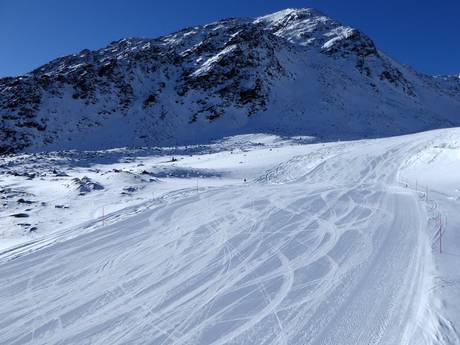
[255,7,355,49]
[256,8,325,24]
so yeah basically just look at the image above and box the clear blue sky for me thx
[1,0,459,77]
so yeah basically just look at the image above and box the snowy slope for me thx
[1,8,460,153]
[1,128,460,344]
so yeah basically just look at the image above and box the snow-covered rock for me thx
[0,8,459,153]
[71,176,104,195]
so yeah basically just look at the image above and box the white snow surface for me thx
[1,129,460,344]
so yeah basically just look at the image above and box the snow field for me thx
[1,129,460,344]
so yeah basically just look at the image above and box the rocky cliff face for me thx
[1,8,459,153]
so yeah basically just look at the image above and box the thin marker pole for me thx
[439,215,442,254]
[103,206,105,226]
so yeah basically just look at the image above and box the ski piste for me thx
[1,128,460,344]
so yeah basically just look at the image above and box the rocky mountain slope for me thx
[1,8,459,153]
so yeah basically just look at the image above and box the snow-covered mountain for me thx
[1,8,459,153]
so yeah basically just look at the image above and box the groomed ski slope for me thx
[1,129,459,345]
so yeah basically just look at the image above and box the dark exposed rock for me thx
[72,176,104,195]
[143,95,157,107]
[10,213,29,218]
[17,198,34,204]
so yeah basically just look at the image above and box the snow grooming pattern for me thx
[0,136,435,345]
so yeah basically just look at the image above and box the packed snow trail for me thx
[0,134,439,344]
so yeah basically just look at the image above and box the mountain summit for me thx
[1,8,459,153]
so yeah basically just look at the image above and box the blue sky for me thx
[1,0,458,77]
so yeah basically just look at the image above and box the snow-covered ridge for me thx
[0,8,459,153]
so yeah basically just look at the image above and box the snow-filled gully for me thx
[0,133,447,344]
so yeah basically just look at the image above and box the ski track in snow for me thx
[0,132,448,345]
